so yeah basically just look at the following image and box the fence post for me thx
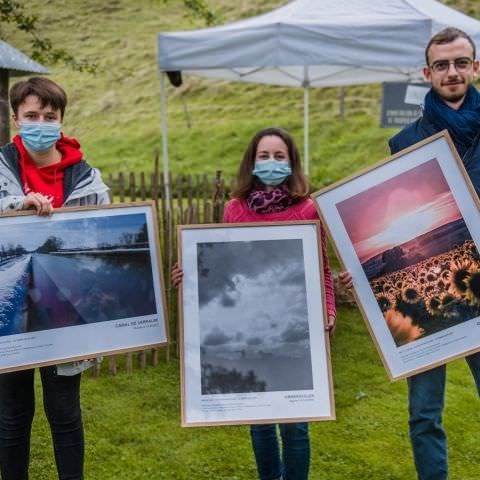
[203,174,211,223]
[213,171,225,223]
[151,168,160,367]
[107,173,114,203]
[140,172,146,201]
[129,172,136,202]
[91,169,232,376]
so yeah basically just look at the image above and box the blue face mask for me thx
[19,122,61,152]
[252,159,292,186]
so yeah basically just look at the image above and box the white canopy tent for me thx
[157,0,480,205]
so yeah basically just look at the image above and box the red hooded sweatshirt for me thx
[13,133,83,208]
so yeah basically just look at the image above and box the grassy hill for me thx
[2,0,478,188]
[3,2,480,479]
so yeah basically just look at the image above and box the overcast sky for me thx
[198,239,312,358]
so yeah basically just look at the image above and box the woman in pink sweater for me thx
[174,127,336,480]
[228,127,335,480]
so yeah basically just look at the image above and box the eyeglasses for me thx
[429,57,474,73]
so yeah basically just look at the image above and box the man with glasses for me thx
[389,27,480,480]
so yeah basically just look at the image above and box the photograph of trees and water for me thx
[197,238,314,394]
[337,158,480,347]
[0,212,157,337]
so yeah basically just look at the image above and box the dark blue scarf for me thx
[423,85,480,157]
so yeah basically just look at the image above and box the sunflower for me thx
[448,260,472,297]
[426,272,437,282]
[426,296,442,316]
[424,285,435,296]
[439,292,456,317]
[401,286,420,304]
[440,269,450,281]
[436,279,446,290]
[384,309,424,346]
[464,266,480,306]
[377,295,393,312]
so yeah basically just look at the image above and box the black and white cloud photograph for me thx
[197,238,313,394]
[180,222,334,426]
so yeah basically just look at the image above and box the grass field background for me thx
[2,0,480,478]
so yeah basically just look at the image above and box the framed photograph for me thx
[178,221,334,427]
[313,131,480,381]
[0,202,168,374]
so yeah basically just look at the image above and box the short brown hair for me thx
[425,27,476,65]
[231,127,310,200]
[9,77,67,119]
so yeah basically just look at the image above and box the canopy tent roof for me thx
[157,0,480,87]
[0,40,48,76]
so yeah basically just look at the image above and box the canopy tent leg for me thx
[303,84,309,176]
[159,71,171,213]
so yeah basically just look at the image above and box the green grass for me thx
[4,1,480,478]
[28,307,480,479]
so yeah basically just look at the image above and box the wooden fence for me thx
[92,166,227,376]
[92,165,354,376]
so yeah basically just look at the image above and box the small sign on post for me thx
[381,82,430,128]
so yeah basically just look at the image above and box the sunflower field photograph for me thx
[336,157,480,347]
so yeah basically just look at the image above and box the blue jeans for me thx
[0,366,84,480]
[250,423,310,480]
[408,352,480,480]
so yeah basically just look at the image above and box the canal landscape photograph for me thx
[0,204,168,373]
[0,209,157,336]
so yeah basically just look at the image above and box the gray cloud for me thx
[203,328,233,346]
[220,291,237,307]
[197,239,304,307]
[280,321,310,343]
[246,336,264,346]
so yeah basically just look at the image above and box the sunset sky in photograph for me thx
[336,159,462,263]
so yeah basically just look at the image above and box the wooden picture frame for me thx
[178,221,335,426]
[313,131,480,381]
[0,202,168,373]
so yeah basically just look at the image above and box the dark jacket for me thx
[388,109,480,199]
[388,115,438,155]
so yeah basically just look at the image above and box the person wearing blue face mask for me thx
[172,127,336,480]
[0,77,110,480]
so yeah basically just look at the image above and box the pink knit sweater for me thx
[223,197,336,318]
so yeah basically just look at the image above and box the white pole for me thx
[303,84,309,175]
[159,71,171,213]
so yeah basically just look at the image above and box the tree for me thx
[0,0,98,73]
[36,236,64,254]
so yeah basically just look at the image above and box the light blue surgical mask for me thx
[252,159,292,186]
[19,122,61,152]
